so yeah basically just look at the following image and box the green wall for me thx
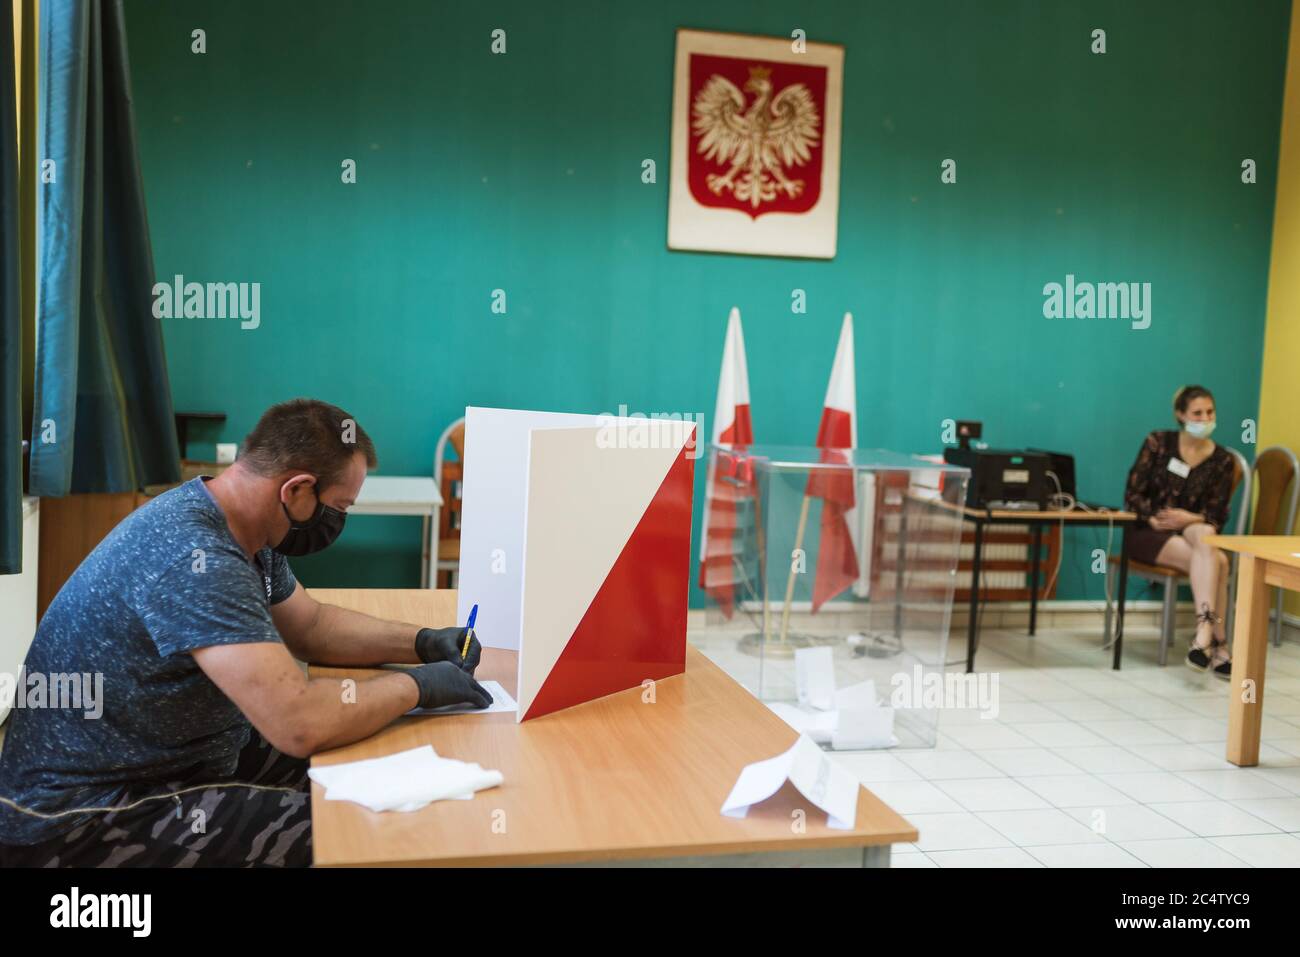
[124,0,1292,601]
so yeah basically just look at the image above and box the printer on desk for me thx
[940,421,1076,510]
[942,447,1051,510]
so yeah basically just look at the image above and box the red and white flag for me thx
[806,313,859,612]
[698,307,754,618]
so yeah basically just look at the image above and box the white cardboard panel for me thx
[456,407,617,650]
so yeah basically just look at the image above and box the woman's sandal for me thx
[1185,606,1231,680]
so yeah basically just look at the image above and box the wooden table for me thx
[916,497,1139,671]
[1206,535,1300,766]
[350,476,444,588]
[306,588,917,867]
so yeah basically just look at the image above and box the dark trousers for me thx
[0,731,312,867]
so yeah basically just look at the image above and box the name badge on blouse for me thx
[1167,457,1191,479]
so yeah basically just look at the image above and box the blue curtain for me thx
[29,0,178,498]
[1,2,21,573]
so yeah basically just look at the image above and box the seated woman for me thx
[1123,385,1236,678]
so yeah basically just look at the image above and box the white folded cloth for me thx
[308,745,503,813]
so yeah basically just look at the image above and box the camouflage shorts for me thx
[0,731,312,868]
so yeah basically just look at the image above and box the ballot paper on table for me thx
[308,745,503,813]
[405,680,517,716]
[720,734,858,830]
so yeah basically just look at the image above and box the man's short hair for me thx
[240,399,377,489]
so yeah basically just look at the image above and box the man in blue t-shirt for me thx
[0,398,490,867]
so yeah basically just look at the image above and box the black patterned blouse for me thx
[1123,430,1234,530]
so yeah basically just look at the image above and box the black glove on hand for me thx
[415,626,481,672]
[405,661,494,710]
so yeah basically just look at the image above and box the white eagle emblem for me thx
[691,65,822,210]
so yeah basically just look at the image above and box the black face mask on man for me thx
[273,483,346,556]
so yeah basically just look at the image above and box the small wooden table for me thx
[916,497,1139,671]
[306,589,917,867]
[1205,535,1300,766]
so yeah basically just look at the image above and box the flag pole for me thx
[778,492,813,644]
[752,469,770,642]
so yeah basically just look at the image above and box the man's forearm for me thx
[285,672,420,756]
[298,603,422,666]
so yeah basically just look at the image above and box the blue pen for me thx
[460,604,478,661]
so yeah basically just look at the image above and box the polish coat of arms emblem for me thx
[687,54,828,220]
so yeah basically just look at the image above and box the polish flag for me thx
[806,313,859,612]
[698,307,755,618]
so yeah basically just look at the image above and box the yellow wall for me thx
[1257,0,1300,609]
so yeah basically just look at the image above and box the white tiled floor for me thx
[698,621,1300,868]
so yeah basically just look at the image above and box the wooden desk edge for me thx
[1204,534,1298,554]
[311,825,921,868]
[911,493,1136,523]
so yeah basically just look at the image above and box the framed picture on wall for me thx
[668,28,844,260]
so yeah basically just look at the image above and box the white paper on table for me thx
[795,646,836,711]
[308,745,503,813]
[721,743,801,819]
[406,680,517,716]
[720,734,858,830]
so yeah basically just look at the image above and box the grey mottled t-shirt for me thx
[0,477,295,844]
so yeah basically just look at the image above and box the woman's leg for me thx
[1157,524,1230,663]
[1152,535,1209,645]
[1182,523,1231,651]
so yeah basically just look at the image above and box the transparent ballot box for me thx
[694,444,971,751]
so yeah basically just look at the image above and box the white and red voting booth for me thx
[456,406,696,721]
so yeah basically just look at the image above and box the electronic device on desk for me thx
[1028,448,1077,501]
[942,446,1051,510]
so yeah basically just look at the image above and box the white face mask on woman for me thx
[1184,420,1216,439]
